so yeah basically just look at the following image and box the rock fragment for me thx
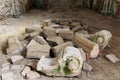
[6,36,23,56]
[59,30,74,40]
[2,71,14,80]
[26,71,40,79]
[106,54,120,63]
[34,36,49,45]
[73,33,99,58]
[43,27,56,37]
[42,19,51,27]
[47,36,64,45]
[21,66,31,77]
[26,40,50,59]
[10,55,24,63]
[52,41,73,57]
[83,62,93,72]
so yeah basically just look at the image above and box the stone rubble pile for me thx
[0,18,117,79]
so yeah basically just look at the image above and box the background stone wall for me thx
[0,0,119,20]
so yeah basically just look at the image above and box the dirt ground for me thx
[0,8,120,80]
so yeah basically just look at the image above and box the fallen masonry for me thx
[0,19,116,79]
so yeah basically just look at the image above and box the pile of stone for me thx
[0,19,117,79]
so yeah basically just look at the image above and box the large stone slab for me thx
[26,40,50,59]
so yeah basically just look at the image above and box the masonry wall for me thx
[0,0,119,20]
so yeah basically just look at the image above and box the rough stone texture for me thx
[43,27,56,37]
[26,71,40,79]
[83,62,93,72]
[26,40,50,59]
[0,25,25,49]
[47,36,64,45]
[34,36,49,45]
[59,30,74,40]
[106,54,120,63]
[21,66,31,77]
[10,55,24,63]
[2,71,14,80]
[6,36,23,56]
[0,0,34,19]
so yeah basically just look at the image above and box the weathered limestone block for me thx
[52,41,73,57]
[26,71,40,79]
[34,36,49,45]
[47,36,64,45]
[72,25,82,32]
[90,30,112,49]
[59,30,74,40]
[42,19,52,27]
[73,33,99,58]
[21,66,31,77]
[106,54,120,63]
[6,36,23,56]
[25,27,43,33]
[2,71,15,80]
[70,22,80,28]
[26,40,50,59]
[59,19,70,26]
[10,55,24,63]
[29,31,40,37]
[43,27,56,37]
[83,62,93,72]
[55,28,70,34]
[37,46,83,77]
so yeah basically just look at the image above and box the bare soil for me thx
[0,8,120,80]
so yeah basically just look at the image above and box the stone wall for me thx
[0,0,119,19]
[0,0,33,19]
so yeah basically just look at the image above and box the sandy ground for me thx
[0,9,120,80]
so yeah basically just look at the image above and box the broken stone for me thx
[6,36,23,56]
[73,33,99,58]
[42,19,51,27]
[47,36,64,45]
[27,60,38,69]
[106,54,120,63]
[34,36,49,45]
[83,62,93,72]
[20,40,29,49]
[2,71,14,80]
[21,66,31,77]
[26,40,50,59]
[78,30,91,38]
[29,31,40,37]
[26,71,40,79]
[59,30,74,40]
[55,28,70,34]
[70,22,80,28]
[10,55,24,63]
[59,19,70,26]
[25,27,43,33]
[37,46,83,77]
[43,27,56,37]
[18,33,30,41]
[52,41,73,57]
[50,24,61,29]
[90,30,112,49]
[71,25,82,32]
[1,63,10,73]
[78,48,86,61]
[11,65,24,70]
